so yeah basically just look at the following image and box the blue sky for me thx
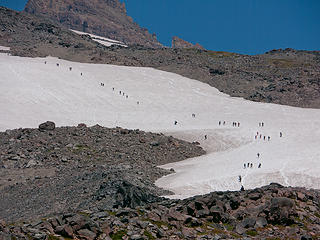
[1,0,319,55]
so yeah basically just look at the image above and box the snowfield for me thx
[71,29,127,47]
[1,53,320,198]
[0,46,10,51]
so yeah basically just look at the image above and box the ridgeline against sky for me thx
[0,0,319,54]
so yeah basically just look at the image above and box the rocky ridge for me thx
[23,0,162,48]
[172,36,205,50]
[1,183,319,239]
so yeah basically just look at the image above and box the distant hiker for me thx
[204,135,207,140]
[238,122,240,127]
[44,61,47,64]
[262,122,264,127]
[280,132,283,137]
[219,121,221,126]
[259,123,261,127]
[263,136,266,140]
[244,163,246,169]
[223,121,226,125]
[268,136,270,141]
[56,63,59,67]
[174,121,178,125]
[81,73,83,76]
[257,131,259,135]
[192,113,196,118]
[258,163,261,168]
[69,67,72,71]
[257,153,260,158]
[247,163,250,168]
[119,91,122,95]
[241,185,245,191]
[260,134,262,139]
[250,163,253,168]
[123,93,125,96]
[137,101,140,105]
[126,95,128,98]
[112,87,114,91]
[238,175,242,182]
[255,135,257,139]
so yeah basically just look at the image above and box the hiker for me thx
[44,61,47,64]
[247,163,250,168]
[263,136,266,140]
[137,101,140,105]
[238,175,242,182]
[174,121,178,125]
[204,135,207,140]
[244,163,246,169]
[56,63,59,67]
[257,153,260,158]
[280,132,282,137]
[241,185,245,191]
[223,121,226,125]
[238,122,240,127]
[69,67,72,71]
[268,136,270,141]
[255,135,257,139]
[123,92,125,96]
[262,122,264,127]
[126,95,128,98]
[250,163,253,168]
[219,121,221,126]
[258,163,261,168]
[260,134,262,139]
[119,91,122,95]
[259,123,261,127]
[192,113,195,118]
[81,73,83,76]
[112,87,114,91]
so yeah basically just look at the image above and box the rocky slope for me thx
[172,36,205,50]
[1,183,319,239]
[0,122,205,222]
[1,7,319,109]
[23,0,162,48]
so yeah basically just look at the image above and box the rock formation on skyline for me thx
[24,0,163,48]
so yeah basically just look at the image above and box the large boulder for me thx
[38,121,55,131]
[266,197,296,225]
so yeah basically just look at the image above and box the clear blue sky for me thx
[1,0,319,55]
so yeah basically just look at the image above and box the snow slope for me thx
[71,29,127,47]
[0,46,10,51]
[1,53,320,198]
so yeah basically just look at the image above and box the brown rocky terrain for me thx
[1,7,319,109]
[0,122,205,222]
[172,36,205,50]
[23,0,162,48]
[1,183,319,239]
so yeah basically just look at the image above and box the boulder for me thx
[38,121,55,131]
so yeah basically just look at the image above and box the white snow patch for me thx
[1,53,320,199]
[71,29,127,47]
[0,46,10,51]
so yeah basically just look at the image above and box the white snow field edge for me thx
[1,53,320,199]
[0,46,10,51]
[71,29,127,47]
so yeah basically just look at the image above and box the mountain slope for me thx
[23,0,162,48]
[1,7,320,108]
